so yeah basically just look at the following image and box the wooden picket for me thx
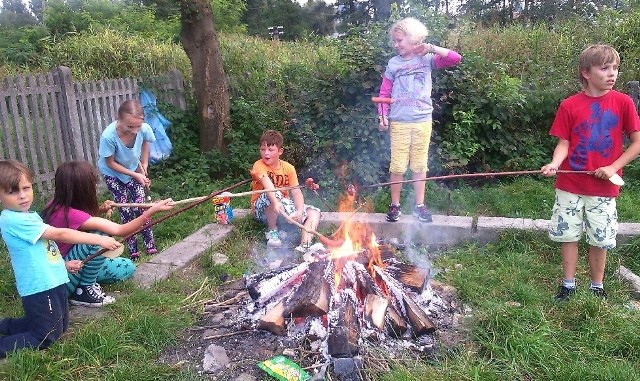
[0,66,185,197]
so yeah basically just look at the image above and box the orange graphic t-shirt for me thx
[250,159,299,207]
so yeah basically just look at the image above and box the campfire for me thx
[242,216,460,377]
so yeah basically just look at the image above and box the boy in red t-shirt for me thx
[541,44,640,301]
[251,130,321,251]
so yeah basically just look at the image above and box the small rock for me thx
[269,259,283,269]
[202,344,230,373]
[210,312,225,325]
[505,301,522,307]
[282,348,296,357]
[212,252,228,265]
[332,357,363,381]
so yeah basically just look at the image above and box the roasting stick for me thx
[112,183,308,209]
[81,178,252,264]
[278,210,344,248]
[363,169,624,189]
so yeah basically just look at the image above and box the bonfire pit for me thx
[235,221,462,380]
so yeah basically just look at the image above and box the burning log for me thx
[284,261,331,318]
[257,300,286,336]
[385,305,408,338]
[375,265,436,336]
[364,294,388,330]
[383,258,430,293]
[327,290,360,357]
[245,262,309,305]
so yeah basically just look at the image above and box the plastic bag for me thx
[258,355,310,381]
[140,88,173,164]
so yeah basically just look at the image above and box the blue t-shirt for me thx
[97,121,156,183]
[384,54,436,123]
[0,210,69,297]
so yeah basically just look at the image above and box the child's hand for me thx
[148,198,175,215]
[594,166,617,180]
[414,43,435,55]
[99,200,115,218]
[289,209,304,223]
[65,260,83,274]
[540,163,559,176]
[133,172,150,187]
[378,115,389,131]
[98,236,122,250]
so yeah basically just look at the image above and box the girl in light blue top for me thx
[98,100,157,260]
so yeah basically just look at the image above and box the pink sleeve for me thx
[434,50,462,70]
[377,77,393,116]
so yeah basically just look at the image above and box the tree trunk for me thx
[179,0,230,152]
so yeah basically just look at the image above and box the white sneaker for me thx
[91,283,116,305]
[265,230,282,247]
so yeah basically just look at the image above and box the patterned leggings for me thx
[103,175,156,254]
[65,242,136,293]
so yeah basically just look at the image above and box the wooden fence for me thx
[0,66,186,196]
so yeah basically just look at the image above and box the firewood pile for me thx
[239,232,462,379]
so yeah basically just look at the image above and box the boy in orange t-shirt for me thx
[251,130,321,251]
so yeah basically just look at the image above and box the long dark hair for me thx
[41,161,100,225]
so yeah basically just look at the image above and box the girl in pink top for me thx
[41,161,174,307]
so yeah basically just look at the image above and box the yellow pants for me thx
[389,120,433,174]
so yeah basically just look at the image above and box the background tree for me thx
[179,0,231,152]
[0,0,38,27]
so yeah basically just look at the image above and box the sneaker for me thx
[265,230,282,248]
[413,204,433,222]
[70,284,114,307]
[590,287,607,298]
[91,283,116,305]
[554,285,576,302]
[130,252,140,261]
[386,204,401,222]
[147,248,158,255]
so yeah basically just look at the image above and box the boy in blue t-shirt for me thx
[0,160,121,359]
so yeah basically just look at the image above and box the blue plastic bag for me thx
[140,88,173,164]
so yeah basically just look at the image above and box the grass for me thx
[2,178,640,380]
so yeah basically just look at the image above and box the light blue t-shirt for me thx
[384,54,436,123]
[0,210,69,297]
[97,121,156,183]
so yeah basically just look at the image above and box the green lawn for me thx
[2,178,640,380]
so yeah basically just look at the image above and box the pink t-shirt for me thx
[46,207,92,257]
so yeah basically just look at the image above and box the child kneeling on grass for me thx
[250,130,321,252]
[0,160,121,358]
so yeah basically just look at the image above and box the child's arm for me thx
[289,188,305,222]
[105,156,149,186]
[42,226,121,250]
[414,44,462,69]
[595,131,640,179]
[259,175,283,213]
[79,199,174,237]
[378,77,393,131]
[140,141,150,175]
[541,139,569,176]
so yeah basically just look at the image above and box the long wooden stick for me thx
[82,178,252,264]
[278,210,343,248]
[363,169,596,189]
[112,184,306,208]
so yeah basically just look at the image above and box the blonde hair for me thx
[117,99,144,119]
[390,17,428,45]
[578,44,620,87]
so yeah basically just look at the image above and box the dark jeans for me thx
[0,284,69,358]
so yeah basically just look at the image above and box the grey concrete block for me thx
[132,262,179,288]
[149,224,233,267]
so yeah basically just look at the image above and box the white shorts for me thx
[548,189,618,249]
[253,191,320,226]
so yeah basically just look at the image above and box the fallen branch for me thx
[203,330,253,340]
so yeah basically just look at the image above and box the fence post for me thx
[52,66,85,160]
[628,81,639,110]
[169,69,186,110]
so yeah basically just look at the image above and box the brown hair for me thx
[578,44,620,87]
[41,161,100,225]
[0,160,33,193]
[117,99,144,119]
[259,129,284,149]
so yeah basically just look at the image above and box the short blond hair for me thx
[390,17,428,45]
[579,44,620,87]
